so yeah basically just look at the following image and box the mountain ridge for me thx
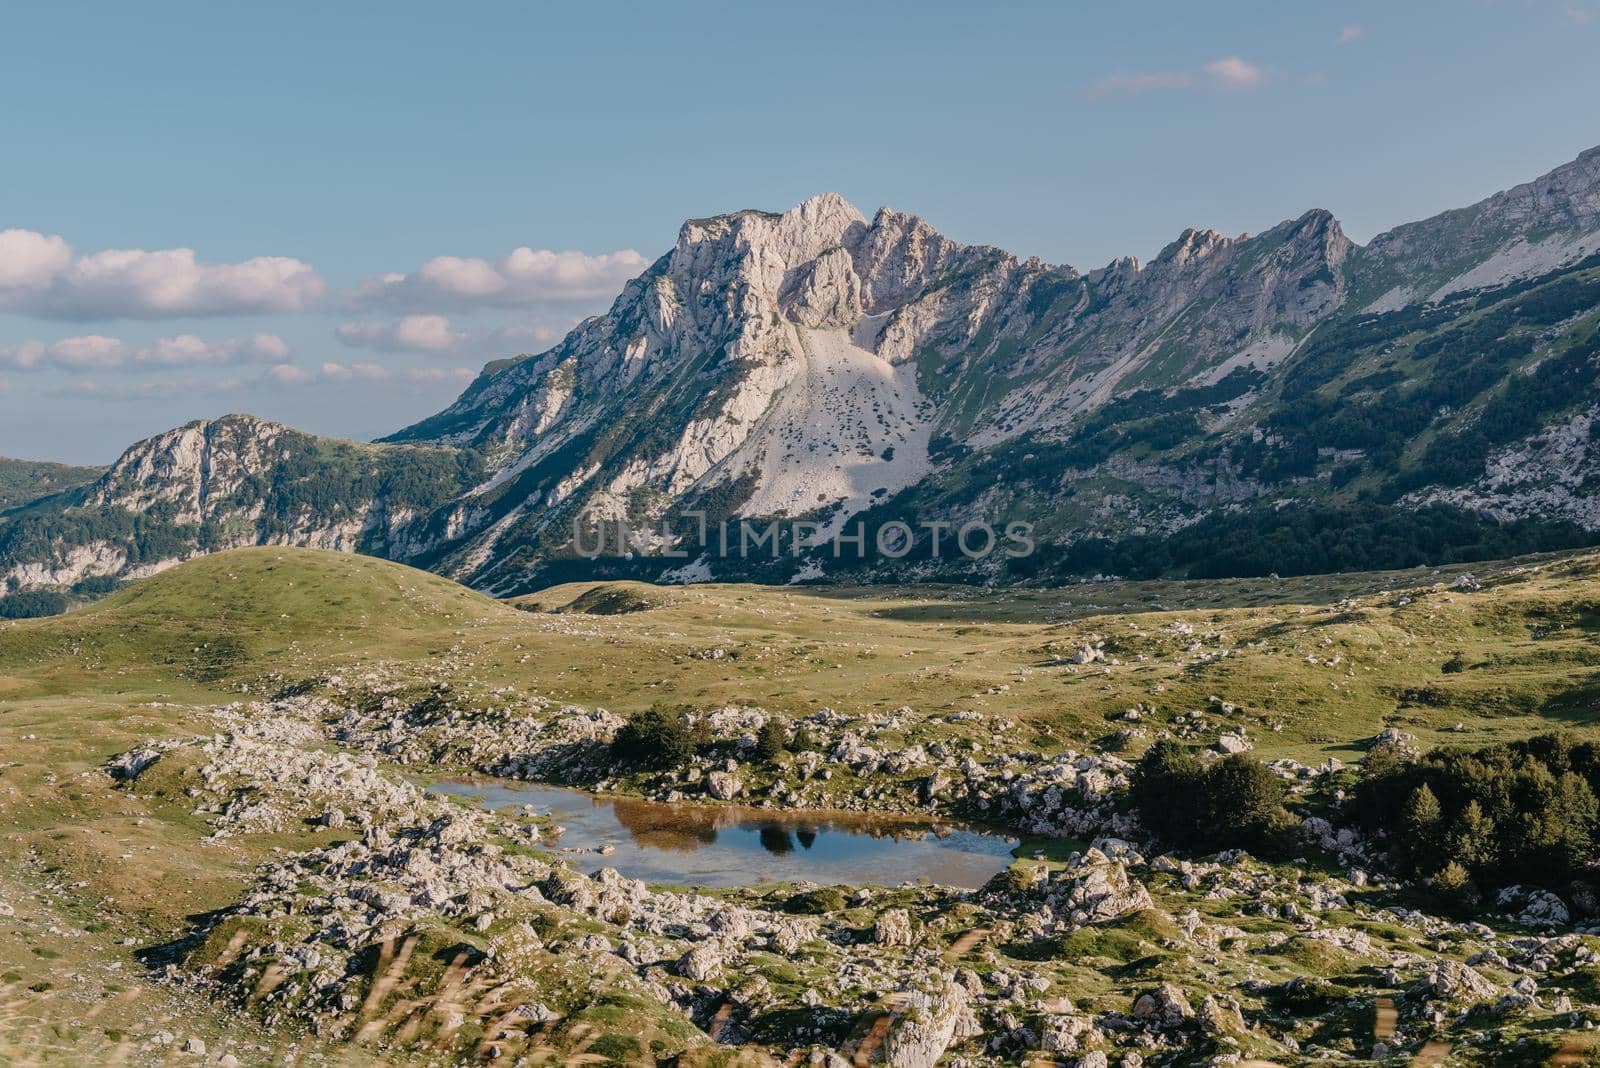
[5,145,1600,596]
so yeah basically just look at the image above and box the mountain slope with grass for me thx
[0,455,102,511]
[5,146,1600,595]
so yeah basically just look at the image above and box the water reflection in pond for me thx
[428,778,1018,889]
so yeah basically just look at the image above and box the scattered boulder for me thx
[1055,850,1155,925]
[706,771,741,801]
[677,943,724,982]
[1132,983,1192,1028]
[1038,1013,1094,1053]
[1216,731,1252,755]
[1426,960,1498,1003]
[874,908,915,947]
[1197,993,1245,1035]
[107,743,164,781]
[1369,727,1418,754]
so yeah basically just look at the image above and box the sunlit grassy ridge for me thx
[6,545,1600,760]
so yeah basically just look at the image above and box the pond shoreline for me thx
[426,773,1022,890]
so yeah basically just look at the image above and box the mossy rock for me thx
[1259,935,1361,976]
[784,888,848,914]
[1265,975,1345,1016]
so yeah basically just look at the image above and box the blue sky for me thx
[2,0,1598,464]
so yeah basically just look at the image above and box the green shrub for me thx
[1430,861,1479,912]
[1131,740,1207,842]
[754,717,788,763]
[790,726,819,754]
[1132,743,1298,854]
[611,705,697,770]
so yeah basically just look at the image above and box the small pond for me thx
[428,778,1019,889]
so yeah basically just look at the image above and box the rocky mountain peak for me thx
[777,192,869,256]
[671,193,868,278]
[1266,209,1354,273]
[1479,143,1600,233]
[1352,143,1600,307]
[88,413,296,520]
[1154,227,1233,268]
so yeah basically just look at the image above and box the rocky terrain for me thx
[93,664,1600,1065]
[4,146,1600,596]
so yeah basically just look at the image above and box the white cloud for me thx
[354,247,646,312]
[337,313,460,353]
[335,313,575,360]
[1090,56,1268,99]
[1567,4,1597,23]
[247,332,291,363]
[265,363,314,386]
[403,366,476,386]
[1337,25,1363,44]
[261,361,473,391]
[46,335,127,371]
[0,332,290,373]
[1203,57,1266,90]
[135,332,288,368]
[0,229,73,289]
[0,230,325,320]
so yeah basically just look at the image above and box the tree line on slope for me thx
[1016,503,1598,581]
[1132,732,1600,911]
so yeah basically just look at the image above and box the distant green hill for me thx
[0,456,103,511]
[0,546,515,689]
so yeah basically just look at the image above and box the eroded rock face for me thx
[884,977,973,1068]
[785,246,862,328]
[873,908,915,947]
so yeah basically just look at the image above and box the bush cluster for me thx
[1131,742,1300,854]
[610,705,697,769]
[1352,733,1600,900]
[612,707,814,771]
[0,589,67,619]
[753,717,788,762]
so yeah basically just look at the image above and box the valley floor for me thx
[4,547,1600,1064]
